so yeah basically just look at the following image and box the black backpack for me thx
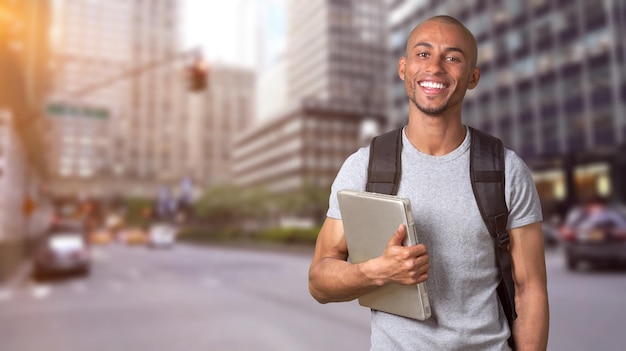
[366,126,516,350]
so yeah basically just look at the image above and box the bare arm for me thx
[509,221,550,351]
[308,217,429,304]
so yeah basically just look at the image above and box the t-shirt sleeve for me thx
[504,150,543,229]
[326,147,369,219]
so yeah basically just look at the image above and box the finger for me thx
[407,243,428,256]
[387,224,407,247]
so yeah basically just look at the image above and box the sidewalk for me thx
[0,260,32,291]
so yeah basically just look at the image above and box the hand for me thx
[373,224,430,286]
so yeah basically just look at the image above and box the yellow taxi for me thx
[89,228,113,245]
[120,228,148,245]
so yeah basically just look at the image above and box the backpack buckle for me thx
[496,230,510,248]
[494,213,509,249]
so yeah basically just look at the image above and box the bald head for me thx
[405,16,478,67]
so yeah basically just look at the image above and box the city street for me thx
[0,243,370,351]
[0,243,624,350]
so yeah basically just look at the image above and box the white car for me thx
[148,223,177,248]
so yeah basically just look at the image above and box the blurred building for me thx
[47,1,256,203]
[46,0,135,190]
[192,65,255,186]
[233,102,370,192]
[388,0,626,216]
[256,56,288,123]
[0,0,53,282]
[43,1,172,200]
[233,0,389,193]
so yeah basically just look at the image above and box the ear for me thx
[467,66,480,90]
[398,57,406,81]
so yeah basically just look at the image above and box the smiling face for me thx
[398,18,480,118]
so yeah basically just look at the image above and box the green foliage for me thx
[177,227,242,243]
[274,182,329,220]
[193,183,277,226]
[194,183,244,224]
[192,182,329,243]
[123,197,153,227]
[177,225,320,246]
[256,226,321,245]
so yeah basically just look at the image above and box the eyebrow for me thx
[413,42,466,57]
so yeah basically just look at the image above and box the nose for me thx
[425,57,445,74]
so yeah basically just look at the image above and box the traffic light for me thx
[187,60,208,92]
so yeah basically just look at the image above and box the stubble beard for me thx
[409,94,449,116]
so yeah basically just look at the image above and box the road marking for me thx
[32,285,51,299]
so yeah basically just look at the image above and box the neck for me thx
[405,113,466,156]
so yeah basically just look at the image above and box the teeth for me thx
[420,81,445,89]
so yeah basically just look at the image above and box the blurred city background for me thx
[1,0,625,350]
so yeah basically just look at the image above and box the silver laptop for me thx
[337,189,431,320]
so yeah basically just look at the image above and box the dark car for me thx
[33,221,91,278]
[559,203,626,270]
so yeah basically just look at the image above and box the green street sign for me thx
[46,103,110,119]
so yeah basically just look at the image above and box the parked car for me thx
[147,223,177,248]
[34,221,91,278]
[559,202,626,270]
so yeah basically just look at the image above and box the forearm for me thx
[308,257,382,304]
[509,222,549,350]
[513,286,549,351]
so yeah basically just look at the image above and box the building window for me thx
[516,80,534,108]
[496,87,511,117]
[592,109,614,147]
[561,68,583,100]
[538,74,557,106]
[557,6,579,43]
[583,0,607,31]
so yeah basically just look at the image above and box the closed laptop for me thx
[337,189,431,320]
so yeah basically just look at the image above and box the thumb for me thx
[387,224,407,247]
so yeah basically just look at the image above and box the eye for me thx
[446,56,461,62]
[417,52,429,58]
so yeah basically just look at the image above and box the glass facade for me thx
[388,0,626,210]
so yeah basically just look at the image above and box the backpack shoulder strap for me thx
[468,126,517,349]
[366,127,403,196]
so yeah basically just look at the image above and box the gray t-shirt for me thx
[327,127,542,351]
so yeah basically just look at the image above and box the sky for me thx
[181,0,286,70]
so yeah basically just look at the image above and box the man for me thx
[308,15,549,350]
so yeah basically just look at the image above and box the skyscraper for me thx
[233,0,389,193]
[287,0,388,117]
[47,0,183,198]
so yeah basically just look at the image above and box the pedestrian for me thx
[308,15,549,351]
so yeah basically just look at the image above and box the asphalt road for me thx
[0,243,370,351]
[0,243,624,350]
